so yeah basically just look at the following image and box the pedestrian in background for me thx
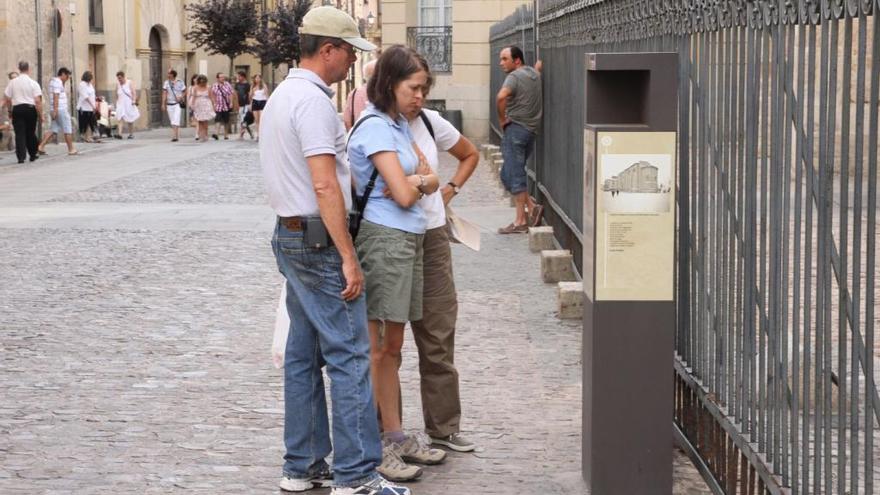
[233,70,251,139]
[210,72,233,140]
[77,71,99,143]
[187,74,198,132]
[114,71,140,139]
[248,73,269,140]
[260,6,411,494]
[38,67,77,156]
[342,59,376,131]
[162,68,185,142]
[347,45,443,482]
[1,71,19,153]
[495,45,544,233]
[189,74,215,143]
[3,62,41,163]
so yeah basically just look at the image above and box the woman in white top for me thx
[114,70,140,139]
[248,74,269,140]
[76,71,99,143]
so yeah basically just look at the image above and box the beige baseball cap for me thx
[300,6,377,52]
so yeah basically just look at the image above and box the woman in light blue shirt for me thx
[347,45,445,479]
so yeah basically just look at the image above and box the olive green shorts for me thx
[356,220,424,323]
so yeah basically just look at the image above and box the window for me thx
[418,0,451,27]
[89,0,104,33]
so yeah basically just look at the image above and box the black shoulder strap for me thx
[418,110,435,140]
[347,114,382,210]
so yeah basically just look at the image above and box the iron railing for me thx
[490,1,879,493]
[407,26,453,73]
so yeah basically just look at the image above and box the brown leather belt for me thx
[279,216,305,231]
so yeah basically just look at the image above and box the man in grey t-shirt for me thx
[495,45,543,234]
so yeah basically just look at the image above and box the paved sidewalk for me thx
[0,130,710,493]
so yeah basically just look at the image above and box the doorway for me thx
[149,27,163,126]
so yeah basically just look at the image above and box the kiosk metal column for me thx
[581,52,678,494]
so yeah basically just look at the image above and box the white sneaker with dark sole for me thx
[280,470,333,492]
[330,476,411,495]
[430,433,476,452]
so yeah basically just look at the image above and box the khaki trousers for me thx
[410,226,461,437]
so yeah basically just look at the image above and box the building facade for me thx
[0,0,376,130]
[381,0,527,139]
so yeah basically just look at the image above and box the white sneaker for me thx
[330,476,411,495]
[279,469,332,492]
[376,442,421,482]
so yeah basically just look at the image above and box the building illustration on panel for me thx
[604,161,659,193]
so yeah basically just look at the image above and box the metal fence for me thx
[490,1,879,493]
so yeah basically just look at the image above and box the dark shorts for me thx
[251,99,266,111]
[215,111,230,124]
[500,122,536,194]
[78,111,96,134]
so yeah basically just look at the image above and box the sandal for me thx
[498,223,529,234]
[529,204,544,227]
[67,150,79,155]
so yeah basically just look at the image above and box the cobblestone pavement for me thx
[0,128,711,493]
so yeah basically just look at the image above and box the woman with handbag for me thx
[346,45,444,482]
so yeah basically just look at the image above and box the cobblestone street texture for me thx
[0,128,711,493]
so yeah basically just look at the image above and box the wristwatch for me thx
[447,181,461,195]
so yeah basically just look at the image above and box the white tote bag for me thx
[272,282,290,369]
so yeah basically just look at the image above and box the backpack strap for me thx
[418,110,435,140]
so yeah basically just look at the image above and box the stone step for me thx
[557,281,584,319]
[541,249,577,283]
[529,226,555,253]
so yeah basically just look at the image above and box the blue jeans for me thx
[272,220,381,488]
[500,122,535,195]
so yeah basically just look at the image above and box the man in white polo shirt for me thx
[38,67,77,156]
[3,61,43,163]
[259,6,410,495]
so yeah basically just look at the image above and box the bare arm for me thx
[371,151,422,208]
[307,154,363,301]
[411,144,440,194]
[440,135,480,205]
[496,86,512,129]
[161,88,168,112]
[534,60,543,73]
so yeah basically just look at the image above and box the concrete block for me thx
[557,282,584,319]
[482,144,499,159]
[490,152,503,166]
[541,250,577,283]
[529,226,555,253]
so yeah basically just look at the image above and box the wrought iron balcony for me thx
[406,26,452,74]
